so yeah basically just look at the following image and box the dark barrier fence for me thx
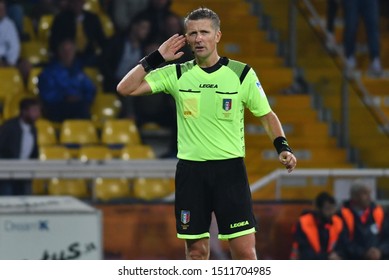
[95,201,312,260]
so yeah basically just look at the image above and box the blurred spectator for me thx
[0,98,40,195]
[5,0,24,39]
[339,180,389,259]
[101,14,150,93]
[290,192,348,260]
[110,0,148,33]
[0,0,20,66]
[38,38,96,122]
[161,12,193,64]
[49,0,106,66]
[28,0,63,34]
[136,0,173,42]
[342,0,382,76]
[132,40,177,157]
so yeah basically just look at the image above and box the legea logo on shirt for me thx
[199,84,218,88]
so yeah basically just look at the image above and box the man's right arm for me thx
[116,34,186,96]
[116,64,152,96]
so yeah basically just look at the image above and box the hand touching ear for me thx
[158,34,186,62]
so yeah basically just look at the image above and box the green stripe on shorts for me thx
[177,232,210,240]
[218,227,256,240]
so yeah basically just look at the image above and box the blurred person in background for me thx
[0,0,20,66]
[0,98,40,195]
[161,12,194,64]
[109,0,148,33]
[137,0,173,42]
[101,14,150,94]
[342,0,383,76]
[38,38,96,122]
[4,0,24,39]
[339,180,389,259]
[49,0,106,66]
[290,192,348,260]
[101,14,151,119]
[131,39,178,158]
[28,0,64,35]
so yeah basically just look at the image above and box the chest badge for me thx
[222,99,232,111]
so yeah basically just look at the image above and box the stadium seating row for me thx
[33,177,174,202]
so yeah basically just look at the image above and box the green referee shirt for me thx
[145,57,271,161]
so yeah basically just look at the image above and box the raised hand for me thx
[158,34,187,62]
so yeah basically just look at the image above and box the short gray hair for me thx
[184,7,221,31]
[350,180,370,198]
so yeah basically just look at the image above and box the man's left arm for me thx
[259,111,297,173]
[242,69,296,172]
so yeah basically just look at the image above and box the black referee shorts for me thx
[175,157,257,240]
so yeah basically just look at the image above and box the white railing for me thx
[1,160,388,203]
[0,159,178,179]
[250,168,389,201]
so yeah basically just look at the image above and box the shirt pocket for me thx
[180,89,201,119]
[215,91,238,121]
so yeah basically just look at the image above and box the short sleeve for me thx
[241,68,272,117]
[144,64,177,96]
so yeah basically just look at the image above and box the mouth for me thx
[195,46,205,52]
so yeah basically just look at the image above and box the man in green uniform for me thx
[117,7,297,260]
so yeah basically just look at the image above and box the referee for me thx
[117,7,297,260]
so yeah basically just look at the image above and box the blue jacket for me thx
[38,60,96,104]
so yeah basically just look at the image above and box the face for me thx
[58,40,76,66]
[185,19,221,62]
[70,0,84,14]
[133,20,150,41]
[353,188,371,209]
[22,105,41,124]
[165,15,182,36]
[319,201,336,220]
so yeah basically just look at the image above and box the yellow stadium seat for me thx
[37,14,54,45]
[84,67,104,92]
[21,41,48,65]
[83,0,102,14]
[39,145,71,160]
[23,16,36,41]
[78,145,113,162]
[35,119,57,146]
[2,94,32,120]
[27,67,43,95]
[94,178,130,201]
[121,145,155,160]
[91,93,121,127]
[99,14,114,38]
[38,145,71,195]
[102,119,141,147]
[0,68,24,103]
[60,120,99,146]
[48,178,89,198]
[32,179,46,195]
[133,178,171,200]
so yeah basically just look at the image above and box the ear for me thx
[215,30,222,43]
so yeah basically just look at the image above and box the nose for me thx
[195,34,202,42]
